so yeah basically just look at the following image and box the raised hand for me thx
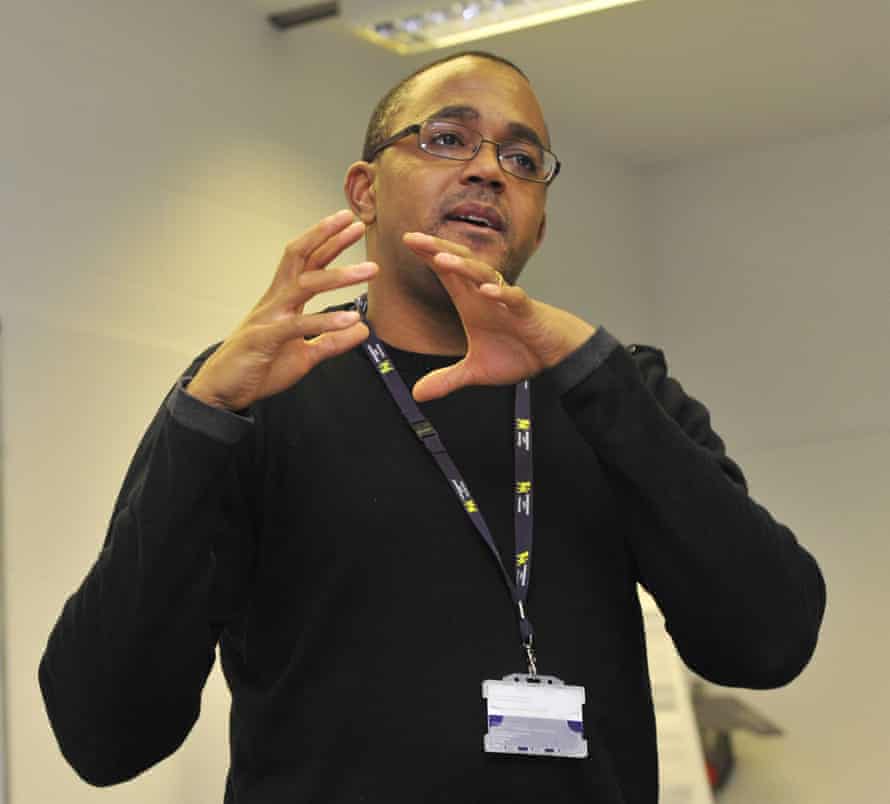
[403,232,595,403]
[186,210,378,411]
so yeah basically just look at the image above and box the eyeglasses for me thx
[370,118,561,185]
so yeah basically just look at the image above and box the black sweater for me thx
[39,331,825,803]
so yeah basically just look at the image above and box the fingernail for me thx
[437,253,459,265]
[354,262,377,277]
[336,311,360,324]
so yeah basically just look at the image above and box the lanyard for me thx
[354,295,538,675]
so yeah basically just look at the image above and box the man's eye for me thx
[503,149,539,173]
[431,132,465,147]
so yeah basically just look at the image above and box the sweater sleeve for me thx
[547,332,826,689]
[38,350,257,786]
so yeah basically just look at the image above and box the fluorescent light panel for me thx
[354,0,645,54]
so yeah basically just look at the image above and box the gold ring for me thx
[494,271,505,288]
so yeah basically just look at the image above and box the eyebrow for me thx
[427,105,548,150]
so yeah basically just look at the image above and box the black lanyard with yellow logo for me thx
[355,294,538,675]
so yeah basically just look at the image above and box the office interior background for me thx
[1,1,888,801]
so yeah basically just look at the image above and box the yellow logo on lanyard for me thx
[516,551,529,567]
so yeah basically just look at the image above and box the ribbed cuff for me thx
[165,378,254,445]
[543,327,621,396]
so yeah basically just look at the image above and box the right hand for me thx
[186,209,378,411]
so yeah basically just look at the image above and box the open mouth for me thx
[443,202,506,234]
[446,213,498,230]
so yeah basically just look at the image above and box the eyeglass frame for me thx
[368,117,561,185]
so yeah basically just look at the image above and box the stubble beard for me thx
[378,193,532,319]
[424,205,528,279]
[405,225,529,319]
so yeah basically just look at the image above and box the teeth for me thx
[454,214,491,228]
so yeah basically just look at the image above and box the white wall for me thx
[645,121,890,802]
[0,3,647,803]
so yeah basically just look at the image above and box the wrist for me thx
[184,377,231,411]
[541,321,597,370]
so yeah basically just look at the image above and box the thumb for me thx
[412,361,472,403]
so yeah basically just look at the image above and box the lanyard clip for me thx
[517,601,537,677]
[525,639,538,678]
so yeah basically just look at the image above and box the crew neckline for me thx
[378,340,465,369]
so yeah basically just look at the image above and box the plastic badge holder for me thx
[483,674,588,759]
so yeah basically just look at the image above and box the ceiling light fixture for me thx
[266,1,646,54]
[353,0,646,54]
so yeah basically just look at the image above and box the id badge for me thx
[482,673,588,759]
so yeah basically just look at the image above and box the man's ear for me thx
[344,161,377,225]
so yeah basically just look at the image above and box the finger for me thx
[478,283,533,315]
[401,237,485,288]
[250,319,369,400]
[303,220,366,272]
[267,209,356,296]
[249,262,375,325]
[300,321,371,370]
[294,261,378,299]
[237,310,358,357]
[270,309,364,343]
[430,251,504,287]
[412,363,472,403]
[403,231,473,259]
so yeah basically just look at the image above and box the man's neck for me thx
[365,282,467,356]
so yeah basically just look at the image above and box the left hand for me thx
[403,232,596,402]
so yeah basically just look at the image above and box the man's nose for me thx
[460,140,504,190]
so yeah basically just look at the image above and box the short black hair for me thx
[361,51,529,163]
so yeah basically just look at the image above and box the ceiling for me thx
[258,0,890,167]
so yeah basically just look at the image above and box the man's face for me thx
[367,58,551,308]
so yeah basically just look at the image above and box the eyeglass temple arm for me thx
[370,124,422,161]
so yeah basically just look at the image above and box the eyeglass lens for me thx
[419,120,554,182]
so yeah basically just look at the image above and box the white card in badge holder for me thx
[482,674,588,759]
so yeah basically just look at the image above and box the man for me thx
[40,51,825,803]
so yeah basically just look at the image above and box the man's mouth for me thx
[443,203,505,232]
[447,215,495,229]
